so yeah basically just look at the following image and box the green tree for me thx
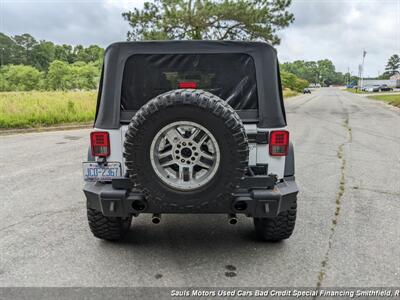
[281,60,319,83]
[0,33,21,65]
[2,65,43,91]
[31,41,56,70]
[54,44,76,63]
[74,45,104,63]
[69,62,99,89]
[122,0,294,44]
[13,33,38,64]
[46,60,71,90]
[73,45,84,60]
[384,54,400,76]
[281,59,346,86]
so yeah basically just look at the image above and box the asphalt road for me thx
[1,88,399,288]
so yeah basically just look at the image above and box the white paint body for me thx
[92,123,287,180]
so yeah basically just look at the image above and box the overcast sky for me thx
[1,0,399,77]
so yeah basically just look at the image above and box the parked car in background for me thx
[309,83,321,88]
[364,85,380,92]
[379,84,393,92]
[303,88,311,94]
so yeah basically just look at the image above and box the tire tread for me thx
[254,199,297,241]
[87,208,131,241]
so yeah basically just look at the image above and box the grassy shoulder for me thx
[345,88,371,94]
[283,88,299,98]
[367,94,400,108]
[0,91,96,128]
[1,89,300,130]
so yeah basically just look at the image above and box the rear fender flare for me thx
[87,147,95,162]
[284,142,295,177]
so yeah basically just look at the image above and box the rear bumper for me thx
[83,176,298,218]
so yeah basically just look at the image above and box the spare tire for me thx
[123,89,248,212]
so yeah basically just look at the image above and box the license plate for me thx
[83,162,121,181]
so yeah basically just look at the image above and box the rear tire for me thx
[253,199,297,241]
[87,208,132,241]
[123,89,248,211]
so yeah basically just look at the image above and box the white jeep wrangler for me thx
[83,41,298,242]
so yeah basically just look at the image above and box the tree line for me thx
[0,33,103,91]
[0,31,360,92]
[281,59,350,86]
[1,32,311,93]
[3,31,396,92]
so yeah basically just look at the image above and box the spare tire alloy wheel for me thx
[124,89,248,211]
[150,121,220,191]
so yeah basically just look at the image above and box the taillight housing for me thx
[269,130,289,156]
[90,131,110,157]
[178,81,198,89]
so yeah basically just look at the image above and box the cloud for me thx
[276,0,400,77]
[1,0,142,46]
[1,0,399,77]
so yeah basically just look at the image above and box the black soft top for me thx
[95,41,286,129]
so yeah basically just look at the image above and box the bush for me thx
[67,62,99,90]
[281,71,309,92]
[46,60,100,90]
[45,60,71,90]
[0,65,43,91]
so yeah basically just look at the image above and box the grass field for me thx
[0,89,299,129]
[0,91,96,128]
[368,94,400,108]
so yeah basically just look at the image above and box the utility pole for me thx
[360,49,367,89]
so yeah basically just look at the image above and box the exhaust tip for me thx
[132,199,146,211]
[152,214,161,224]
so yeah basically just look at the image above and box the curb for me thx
[0,123,93,136]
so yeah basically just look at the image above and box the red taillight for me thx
[269,130,289,156]
[90,131,110,157]
[178,81,198,89]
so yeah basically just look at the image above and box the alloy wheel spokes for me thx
[150,121,220,190]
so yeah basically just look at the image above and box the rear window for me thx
[121,53,258,111]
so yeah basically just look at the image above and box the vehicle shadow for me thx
[100,214,288,258]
